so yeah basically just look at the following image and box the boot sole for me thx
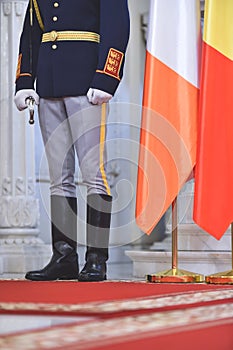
[78,275,107,282]
[25,275,79,281]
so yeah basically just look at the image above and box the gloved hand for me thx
[87,88,112,105]
[14,89,40,111]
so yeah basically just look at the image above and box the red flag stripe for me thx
[136,52,198,234]
[193,41,233,239]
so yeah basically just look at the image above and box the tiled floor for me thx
[0,314,97,336]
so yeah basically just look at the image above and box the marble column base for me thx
[0,233,51,278]
[125,250,232,278]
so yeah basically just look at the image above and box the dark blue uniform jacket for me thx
[15,0,130,98]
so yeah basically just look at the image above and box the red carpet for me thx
[0,279,232,304]
[0,280,232,349]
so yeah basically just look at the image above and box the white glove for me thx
[87,88,112,105]
[14,89,40,111]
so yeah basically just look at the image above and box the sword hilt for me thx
[25,96,35,125]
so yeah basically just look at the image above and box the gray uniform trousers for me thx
[38,96,111,198]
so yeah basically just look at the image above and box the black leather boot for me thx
[25,196,79,281]
[78,194,112,282]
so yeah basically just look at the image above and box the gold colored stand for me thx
[205,224,233,284]
[147,199,205,283]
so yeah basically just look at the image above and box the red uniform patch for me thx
[97,48,124,80]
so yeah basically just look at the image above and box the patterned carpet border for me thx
[0,288,232,316]
[0,303,232,350]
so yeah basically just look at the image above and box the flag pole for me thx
[146,198,204,283]
[205,224,233,284]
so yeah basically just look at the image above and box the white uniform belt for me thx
[42,31,100,43]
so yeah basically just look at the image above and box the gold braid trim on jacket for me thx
[32,0,44,31]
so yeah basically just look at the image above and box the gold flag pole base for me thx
[206,224,233,284]
[147,268,204,283]
[146,199,204,284]
[205,270,233,284]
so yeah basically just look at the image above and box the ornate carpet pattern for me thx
[0,280,232,349]
[0,303,232,349]
[0,288,232,316]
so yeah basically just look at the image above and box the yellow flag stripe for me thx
[204,0,233,61]
[99,104,111,196]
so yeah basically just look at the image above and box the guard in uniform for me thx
[14,0,130,282]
